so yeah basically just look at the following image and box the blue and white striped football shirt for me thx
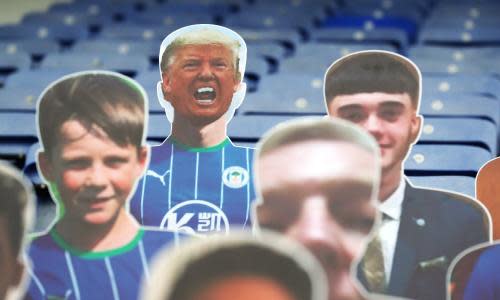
[129,138,255,235]
[26,228,182,300]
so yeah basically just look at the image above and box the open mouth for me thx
[194,87,216,104]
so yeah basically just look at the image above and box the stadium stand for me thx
[1,0,499,232]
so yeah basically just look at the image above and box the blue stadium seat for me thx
[71,40,158,58]
[228,115,298,142]
[223,11,316,30]
[252,0,334,8]
[157,0,240,15]
[147,114,172,142]
[0,52,31,71]
[245,3,328,21]
[238,74,325,115]
[424,15,500,30]
[429,3,500,19]
[22,142,44,187]
[279,43,396,77]
[322,15,419,43]
[125,11,215,27]
[0,87,41,112]
[404,144,491,175]
[4,70,72,89]
[48,0,135,20]
[419,27,500,46]
[134,71,168,113]
[21,10,112,31]
[0,40,59,57]
[309,27,409,52]
[98,24,172,42]
[420,93,499,125]
[338,5,425,24]
[419,117,497,154]
[229,28,302,51]
[246,54,271,78]
[409,46,500,65]
[421,75,500,99]
[40,53,150,74]
[412,57,494,76]
[0,23,89,42]
[0,112,37,165]
[408,176,476,197]
[247,43,287,60]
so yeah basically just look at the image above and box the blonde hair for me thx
[160,27,242,81]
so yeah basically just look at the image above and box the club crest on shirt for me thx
[222,166,249,189]
[160,200,229,236]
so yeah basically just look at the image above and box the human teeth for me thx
[197,87,214,93]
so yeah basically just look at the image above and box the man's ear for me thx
[233,81,241,93]
[37,151,54,182]
[410,114,423,144]
[161,72,172,101]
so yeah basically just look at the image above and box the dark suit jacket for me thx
[358,181,490,300]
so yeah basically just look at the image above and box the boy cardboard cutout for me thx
[324,50,490,300]
[26,71,184,300]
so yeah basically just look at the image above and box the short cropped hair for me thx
[37,71,146,157]
[324,50,421,109]
[160,27,242,81]
[257,117,378,159]
[0,162,34,257]
[254,117,380,205]
[143,231,328,300]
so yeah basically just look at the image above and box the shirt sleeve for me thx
[463,247,500,300]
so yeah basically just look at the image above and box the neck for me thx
[171,114,227,148]
[55,210,139,252]
[379,163,402,202]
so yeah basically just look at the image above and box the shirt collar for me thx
[379,177,406,221]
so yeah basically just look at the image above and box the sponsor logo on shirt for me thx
[160,200,229,236]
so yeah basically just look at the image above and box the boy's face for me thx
[162,43,239,126]
[38,119,147,226]
[0,218,24,300]
[328,92,421,174]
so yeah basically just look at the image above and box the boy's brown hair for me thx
[37,71,147,157]
[324,50,421,109]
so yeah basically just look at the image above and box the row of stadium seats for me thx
[1,0,500,231]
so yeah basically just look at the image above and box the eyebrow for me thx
[337,104,363,113]
[379,101,405,109]
[261,178,374,204]
[337,100,406,111]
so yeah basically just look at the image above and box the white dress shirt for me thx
[377,177,406,284]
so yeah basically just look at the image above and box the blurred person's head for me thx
[0,162,34,299]
[143,231,327,300]
[254,117,380,300]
